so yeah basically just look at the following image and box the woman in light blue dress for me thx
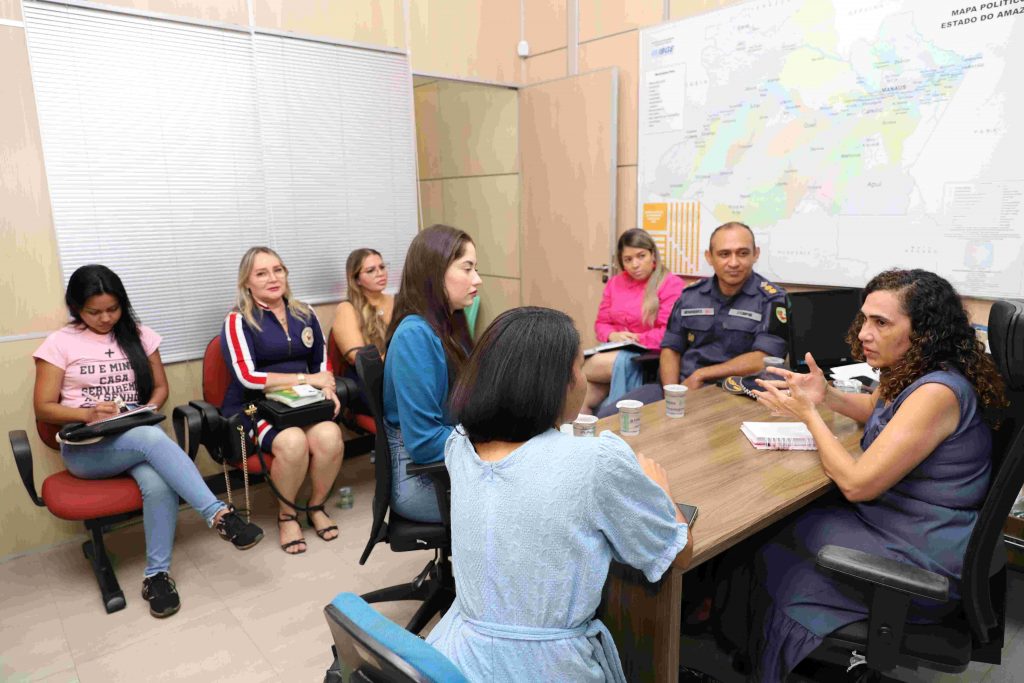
[426,307,693,682]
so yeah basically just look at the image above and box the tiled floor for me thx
[4,454,1022,682]
[0,455,433,683]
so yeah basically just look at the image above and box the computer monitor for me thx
[787,288,863,373]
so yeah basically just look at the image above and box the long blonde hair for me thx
[616,229,667,326]
[346,248,388,353]
[236,246,311,331]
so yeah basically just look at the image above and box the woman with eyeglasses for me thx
[221,247,344,555]
[332,248,394,365]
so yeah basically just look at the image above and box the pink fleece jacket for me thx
[594,272,685,349]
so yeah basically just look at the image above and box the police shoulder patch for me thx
[775,306,787,324]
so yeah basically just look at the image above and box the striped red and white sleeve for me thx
[223,312,268,389]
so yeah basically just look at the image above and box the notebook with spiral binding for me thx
[740,421,816,451]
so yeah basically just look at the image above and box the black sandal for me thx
[306,503,339,541]
[277,513,307,554]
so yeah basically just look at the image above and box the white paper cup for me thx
[572,414,599,437]
[615,399,643,435]
[663,384,688,418]
[559,423,574,435]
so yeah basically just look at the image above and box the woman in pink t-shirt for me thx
[33,265,264,619]
[581,229,684,413]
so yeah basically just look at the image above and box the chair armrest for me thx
[631,350,661,365]
[406,461,447,476]
[172,404,203,461]
[8,430,45,507]
[817,545,949,603]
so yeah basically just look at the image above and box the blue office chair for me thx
[809,299,1024,681]
[323,592,467,683]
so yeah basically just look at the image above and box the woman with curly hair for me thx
[715,268,1007,681]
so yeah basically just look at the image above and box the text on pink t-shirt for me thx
[33,324,162,408]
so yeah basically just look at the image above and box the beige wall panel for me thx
[476,276,521,334]
[0,340,82,558]
[617,165,637,235]
[524,48,567,84]
[252,0,404,49]
[437,81,518,178]
[96,0,248,25]
[442,175,519,279]
[669,0,747,20]
[0,28,66,337]
[0,0,22,21]
[520,69,616,349]
[419,180,445,229]
[414,82,442,181]
[579,31,638,166]
[579,0,662,43]
[409,0,519,82]
[524,0,567,54]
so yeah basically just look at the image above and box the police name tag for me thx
[680,308,714,317]
[728,309,762,322]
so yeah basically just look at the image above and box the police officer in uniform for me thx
[597,222,788,415]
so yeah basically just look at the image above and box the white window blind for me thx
[23,1,418,361]
[254,35,417,304]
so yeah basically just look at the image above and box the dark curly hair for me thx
[846,269,1006,409]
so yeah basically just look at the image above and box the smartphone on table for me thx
[676,502,699,527]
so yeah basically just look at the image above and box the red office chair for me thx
[326,329,376,436]
[9,419,189,614]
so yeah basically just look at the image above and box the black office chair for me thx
[353,345,455,635]
[323,592,467,683]
[809,299,1024,681]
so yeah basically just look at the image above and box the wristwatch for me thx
[297,373,306,385]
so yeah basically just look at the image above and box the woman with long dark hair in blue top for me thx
[382,224,481,523]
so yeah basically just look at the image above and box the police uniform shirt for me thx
[661,271,788,381]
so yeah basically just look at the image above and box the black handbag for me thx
[256,398,335,430]
[58,411,166,444]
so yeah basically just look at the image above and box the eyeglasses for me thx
[361,263,389,277]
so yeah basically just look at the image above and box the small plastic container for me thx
[833,378,863,394]
[615,399,643,436]
[336,486,354,509]
[573,414,599,437]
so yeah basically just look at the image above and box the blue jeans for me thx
[61,425,226,577]
[385,424,442,523]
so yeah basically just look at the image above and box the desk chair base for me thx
[83,521,128,613]
[361,550,455,634]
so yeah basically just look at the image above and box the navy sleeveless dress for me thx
[749,369,992,681]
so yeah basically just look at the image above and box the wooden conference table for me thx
[595,385,865,683]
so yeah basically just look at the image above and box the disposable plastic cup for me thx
[616,399,643,436]
[572,414,599,437]
[663,384,688,418]
[833,378,863,394]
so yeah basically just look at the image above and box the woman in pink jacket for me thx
[582,229,684,413]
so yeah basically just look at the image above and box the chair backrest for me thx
[36,421,60,451]
[961,299,1024,644]
[203,336,232,408]
[354,345,393,563]
[326,328,347,377]
[325,593,467,683]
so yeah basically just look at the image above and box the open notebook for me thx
[740,422,817,451]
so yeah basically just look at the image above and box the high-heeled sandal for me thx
[277,513,307,554]
[305,503,339,541]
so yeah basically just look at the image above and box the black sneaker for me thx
[142,572,180,618]
[215,505,264,550]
